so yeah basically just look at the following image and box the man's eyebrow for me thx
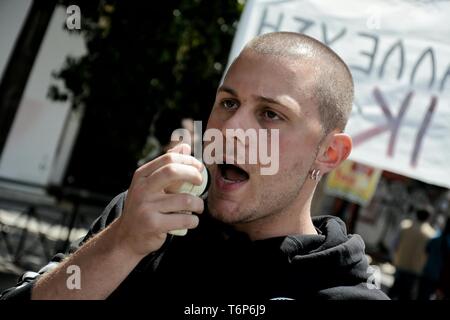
[257,95,282,106]
[257,95,292,111]
[218,86,297,113]
[217,86,238,96]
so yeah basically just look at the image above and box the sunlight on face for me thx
[205,50,324,225]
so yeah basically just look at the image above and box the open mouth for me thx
[218,163,250,183]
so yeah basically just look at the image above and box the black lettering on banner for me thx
[349,32,379,76]
[379,40,405,80]
[258,7,284,34]
[321,23,346,46]
[439,64,450,92]
[410,47,436,89]
[292,16,314,34]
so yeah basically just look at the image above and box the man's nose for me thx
[220,106,254,134]
[219,107,256,158]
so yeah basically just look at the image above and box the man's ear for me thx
[315,132,352,174]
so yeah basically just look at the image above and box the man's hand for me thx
[114,143,205,257]
[31,143,205,300]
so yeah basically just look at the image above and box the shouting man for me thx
[1,32,388,300]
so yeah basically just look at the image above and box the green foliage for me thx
[50,0,244,194]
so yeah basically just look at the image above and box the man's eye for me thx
[263,110,281,121]
[221,99,239,110]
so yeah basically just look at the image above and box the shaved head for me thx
[242,32,354,134]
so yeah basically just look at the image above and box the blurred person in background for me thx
[390,208,436,299]
[418,217,450,300]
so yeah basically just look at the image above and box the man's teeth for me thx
[222,176,236,183]
[218,163,249,183]
[221,174,246,183]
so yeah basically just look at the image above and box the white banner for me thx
[228,0,450,188]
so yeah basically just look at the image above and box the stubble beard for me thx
[207,162,311,226]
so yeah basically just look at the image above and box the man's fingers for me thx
[144,163,203,192]
[145,211,199,234]
[152,193,204,214]
[162,212,200,232]
[167,142,191,155]
[135,152,203,180]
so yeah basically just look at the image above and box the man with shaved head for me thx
[1,32,389,300]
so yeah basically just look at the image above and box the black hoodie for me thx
[0,192,389,300]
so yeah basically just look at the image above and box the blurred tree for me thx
[50,0,244,194]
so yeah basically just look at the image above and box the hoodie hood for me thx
[285,216,369,281]
[157,214,389,300]
[204,214,387,300]
[277,216,386,299]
